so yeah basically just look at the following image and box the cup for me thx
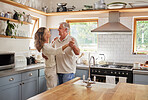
[133,63,140,69]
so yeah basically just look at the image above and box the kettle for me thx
[94,0,106,10]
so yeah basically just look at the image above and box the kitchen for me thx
[0,0,148,100]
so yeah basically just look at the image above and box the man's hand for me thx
[69,38,75,48]
[42,53,48,60]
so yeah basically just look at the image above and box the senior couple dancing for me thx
[34,22,80,89]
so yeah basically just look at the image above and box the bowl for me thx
[107,4,126,9]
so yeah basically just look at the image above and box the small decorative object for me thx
[107,2,127,9]
[42,6,48,13]
[82,5,93,10]
[26,14,32,23]
[67,6,76,11]
[57,3,67,12]
[13,10,19,20]
[0,11,5,17]
[4,12,12,19]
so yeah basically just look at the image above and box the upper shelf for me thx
[1,0,148,16]
[0,17,32,25]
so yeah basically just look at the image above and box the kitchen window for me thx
[133,17,148,54]
[66,19,98,52]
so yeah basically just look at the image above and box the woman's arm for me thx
[43,43,69,56]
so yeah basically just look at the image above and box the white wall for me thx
[46,12,148,64]
[0,2,46,53]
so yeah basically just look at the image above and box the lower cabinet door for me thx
[22,78,38,100]
[39,76,47,93]
[0,82,21,100]
[75,69,89,80]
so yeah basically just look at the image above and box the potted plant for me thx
[5,20,15,36]
[5,20,19,38]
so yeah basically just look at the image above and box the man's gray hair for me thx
[60,22,70,33]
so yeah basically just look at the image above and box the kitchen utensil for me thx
[57,3,67,12]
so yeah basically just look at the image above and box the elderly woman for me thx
[34,27,70,89]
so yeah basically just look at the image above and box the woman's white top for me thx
[42,43,65,69]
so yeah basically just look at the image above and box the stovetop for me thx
[92,64,133,71]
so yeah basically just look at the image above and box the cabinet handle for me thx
[9,78,14,81]
[22,82,24,84]
[29,73,33,76]
[20,83,22,85]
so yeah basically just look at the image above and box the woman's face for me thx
[44,29,51,41]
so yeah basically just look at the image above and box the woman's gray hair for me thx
[60,22,70,33]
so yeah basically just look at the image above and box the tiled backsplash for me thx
[97,34,147,63]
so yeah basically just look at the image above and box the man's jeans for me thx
[57,73,75,85]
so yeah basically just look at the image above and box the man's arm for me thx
[69,38,80,55]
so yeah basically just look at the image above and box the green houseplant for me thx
[5,20,19,38]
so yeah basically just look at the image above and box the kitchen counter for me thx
[28,77,148,100]
[0,63,45,78]
[133,69,148,75]
[76,64,89,69]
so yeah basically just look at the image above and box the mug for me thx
[133,63,140,69]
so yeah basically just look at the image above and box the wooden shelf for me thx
[46,7,148,16]
[1,0,148,16]
[0,0,47,16]
[0,34,32,39]
[0,17,32,25]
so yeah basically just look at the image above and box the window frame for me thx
[133,17,148,55]
[29,16,39,50]
[66,19,99,52]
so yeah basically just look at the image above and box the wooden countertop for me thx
[28,77,148,100]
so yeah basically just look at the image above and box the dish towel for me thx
[119,77,127,83]
[106,76,115,84]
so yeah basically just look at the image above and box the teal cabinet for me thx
[133,74,148,85]
[38,69,47,93]
[0,70,39,100]
[75,69,89,80]
[0,74,21,100]
[21,70,38,100]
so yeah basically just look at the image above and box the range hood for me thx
[91,11,132,33]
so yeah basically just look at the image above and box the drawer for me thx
[22,70,38,80]
[134,74,148,82]
[39,69,45,77]
[0,74,21,87]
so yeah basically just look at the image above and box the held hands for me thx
[69,38,75,48]
[52,37,59,43]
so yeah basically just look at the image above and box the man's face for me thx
[58,24,66,36]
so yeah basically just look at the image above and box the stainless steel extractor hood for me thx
[91,11,132,33]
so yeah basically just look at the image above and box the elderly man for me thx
[54,22,80,84]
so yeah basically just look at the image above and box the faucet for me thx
[83,56,95,88]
